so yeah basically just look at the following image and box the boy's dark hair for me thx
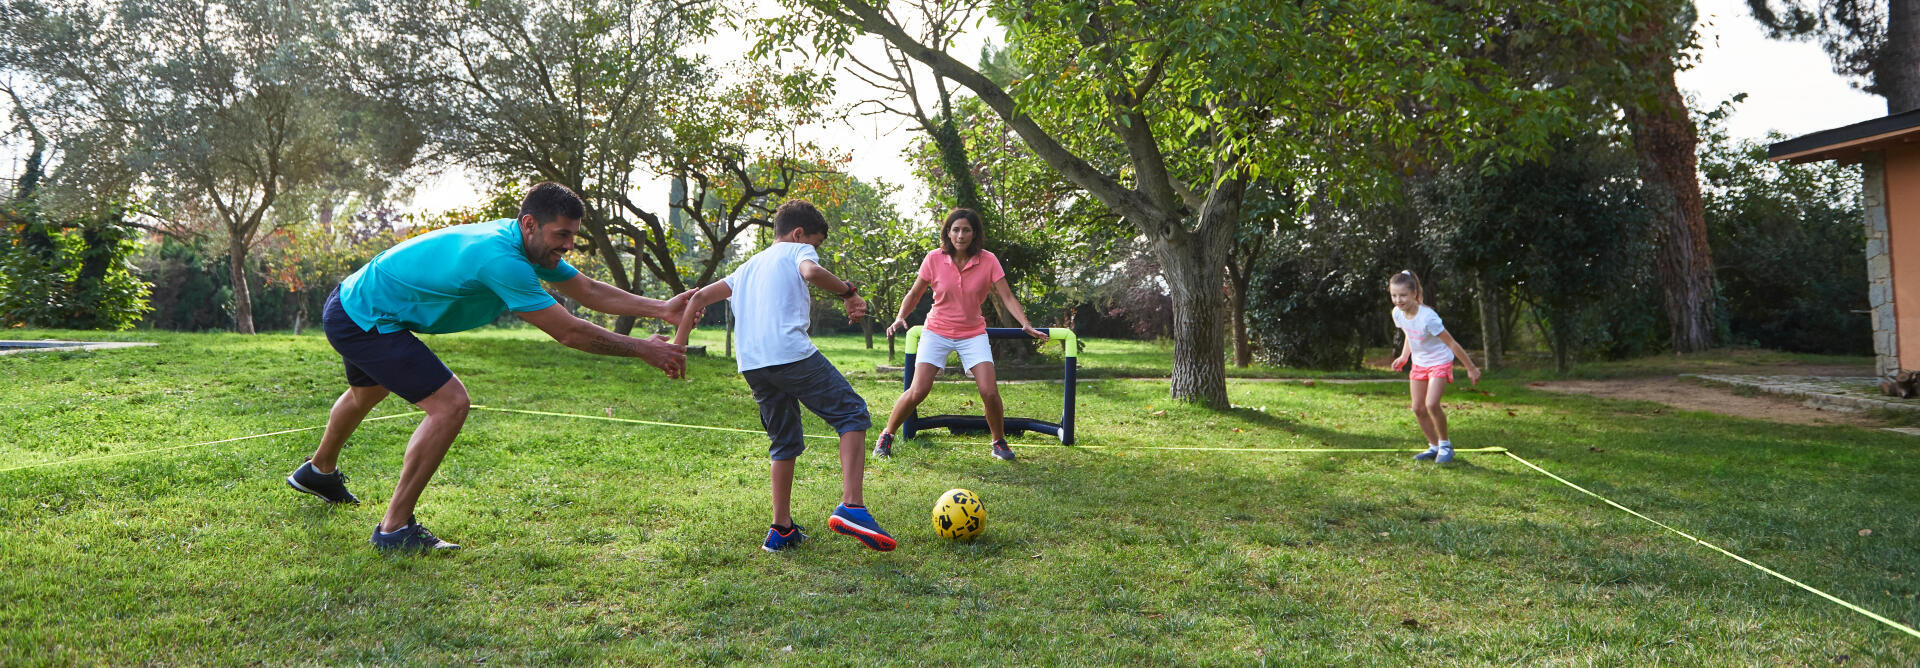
[773,199,829,238]
[1390,270,1423,299]
[940,208,984,256]
[520,182,586,224]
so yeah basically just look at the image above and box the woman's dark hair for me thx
[519,182,586,224]
[940,208,984,257]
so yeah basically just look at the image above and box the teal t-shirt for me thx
[339,219,580,334]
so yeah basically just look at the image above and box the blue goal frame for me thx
[900,326,1078,445]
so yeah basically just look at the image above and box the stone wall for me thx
[1864,153,1899,377]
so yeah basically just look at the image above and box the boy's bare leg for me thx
[771,459,796,527]
[839,430,866,506]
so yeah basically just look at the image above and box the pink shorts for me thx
[1409,363,1453,383]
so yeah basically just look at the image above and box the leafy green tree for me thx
[1423,136,1659,372]
[0,0,420,334]
[764,0,1584,406]
[344,0,835,332]
[807,174,921,353]
[1700,126,1870,353]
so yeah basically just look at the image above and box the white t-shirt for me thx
[1392,305,1454,368]
[723,242,821,372]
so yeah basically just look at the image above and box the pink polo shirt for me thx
[918,249,1005,339]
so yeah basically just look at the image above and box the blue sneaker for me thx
[828,504,896,552]
[990,439,1016,461]
[370,516,461,553]
[764,523,808,552]
[1413,445,1439,462]
[1436,445,1455,464]
[287,460,359,504]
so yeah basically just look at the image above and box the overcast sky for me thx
[406,0,1893,217]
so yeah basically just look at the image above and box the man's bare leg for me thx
[380,377,470,532]
[310,385,390,473]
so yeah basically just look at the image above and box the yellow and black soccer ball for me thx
[931,488,985,541]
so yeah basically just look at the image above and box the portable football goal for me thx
[899,326,1078,445]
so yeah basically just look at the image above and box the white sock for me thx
[1439,440,1452,448]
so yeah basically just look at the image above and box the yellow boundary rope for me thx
[1502,450,1920,641]
[7,404,1913,641]
[0,412,419,474]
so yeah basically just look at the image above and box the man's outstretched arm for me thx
[517,304,686,379]
[552,274,692,322]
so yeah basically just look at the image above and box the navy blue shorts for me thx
[322,286,454,404]
[741,351,870,461]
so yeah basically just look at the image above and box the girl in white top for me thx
[1388,271,1480,463]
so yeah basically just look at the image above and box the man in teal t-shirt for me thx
[286,182,689,553]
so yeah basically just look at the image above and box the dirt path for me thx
[1532,375,1885,427]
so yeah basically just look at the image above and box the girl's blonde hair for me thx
[1390,270,1423,300]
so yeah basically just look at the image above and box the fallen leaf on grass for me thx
[1528,381,1546,387]
[1401,618,1421,629]
[1506,410,1518,417]
[1302,380,1316,387]
[1150,410,1167,417]
[1860,529,1874,536]
[1588,447,1605,453]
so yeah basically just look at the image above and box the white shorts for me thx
[916,330,994,372]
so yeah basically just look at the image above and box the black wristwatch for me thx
[838,281,859,299]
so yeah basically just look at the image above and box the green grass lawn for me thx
[3,328,1916,664]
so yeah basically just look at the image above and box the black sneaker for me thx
[990,439,1016,462]
[370,515,461,553]
[286,460,359,504]
[872,433,895,458]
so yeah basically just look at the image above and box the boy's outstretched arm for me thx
[674,282,733,347]
[798,260,867,322]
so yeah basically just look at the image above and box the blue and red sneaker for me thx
[764,523,808,552]
[828,504,895,552]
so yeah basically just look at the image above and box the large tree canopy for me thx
[765,0,1598,406]
[2,0,422,334]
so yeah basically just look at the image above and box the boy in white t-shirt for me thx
[673,200,894,552]
[1388,271,1481,463]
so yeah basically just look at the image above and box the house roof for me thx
[1768,107,1920,164]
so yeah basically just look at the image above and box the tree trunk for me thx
[1626,50,1714,354]
[1153,221,1234,408]
[862,318,874,349]
[1886,0,1920,113]
[228,234,256,334]
[1475,275,1501,371]
[1226,260,1252,368]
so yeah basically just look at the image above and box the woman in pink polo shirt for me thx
[875,208,1047,461]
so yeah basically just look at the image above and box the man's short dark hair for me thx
[772,199,829,238]
[519,182,586,224]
